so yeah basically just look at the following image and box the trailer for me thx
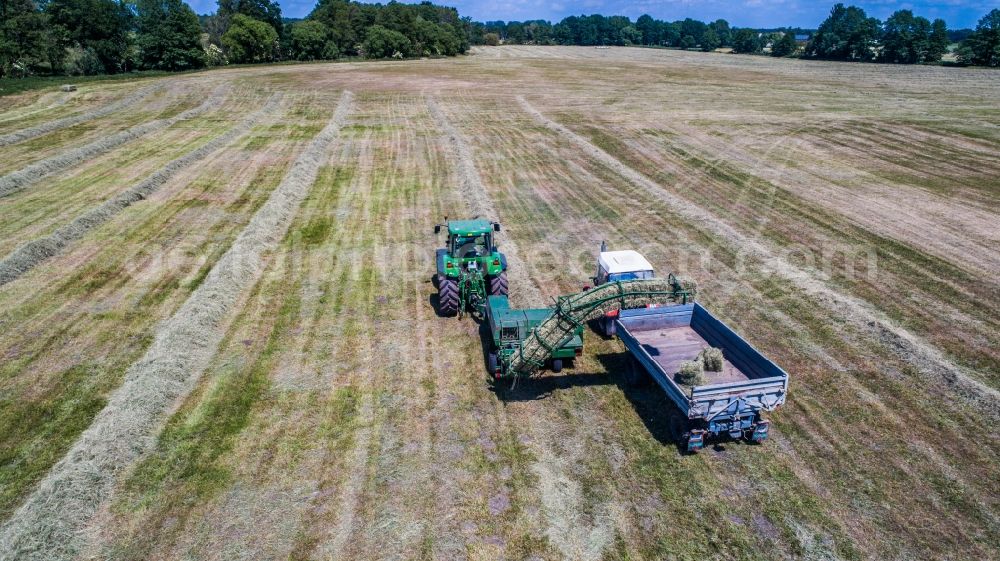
[616,303,789,452]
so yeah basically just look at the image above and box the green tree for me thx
[957,9,1000,66]
[46,0,133,73]
[731,28,761,54]
[361,24,410,58]
[483,32,499,46]
[135,0,205,70]
[772,31,797,57]
[620,25,641,45]
[289,20,328,60]
[806,3,880,61]
[221,13,277,63]
[217,0,282,36]
[701,28,720,51]
[0,0,56,77]
[880,10,933,63]
[927,18,948,62]
[709,19,731,46]
[680,34,696,49]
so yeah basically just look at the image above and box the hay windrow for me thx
[0,84,162,147]
[0,91,353,561]
[426,96,544,306]
[516,95,1000,418]
[0,86,229,198]
[0,94,284,286]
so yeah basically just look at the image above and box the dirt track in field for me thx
[0,46,998,561]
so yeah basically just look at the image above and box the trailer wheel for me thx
[551,359,563,373]
[624,356,646,387]
[487,352,499,374]
[669,412,687,444]
[489,272,509,296]
[438,278,459,316]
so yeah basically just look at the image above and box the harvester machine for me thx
[433,218,508,318]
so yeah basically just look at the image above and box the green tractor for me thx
[433,218,508,317]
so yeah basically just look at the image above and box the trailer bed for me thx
[634,327,750,385]
[616,303,788,424]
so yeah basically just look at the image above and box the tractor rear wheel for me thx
[489,272,509,296]
[551,359,563,373]
[439,278,459,316]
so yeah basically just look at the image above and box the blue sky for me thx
[189,1,999,29]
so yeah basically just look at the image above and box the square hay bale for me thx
[675,359,705,386]
[699,347,724,372]
[61,84,77,92]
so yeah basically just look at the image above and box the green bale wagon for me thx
[484,295,583,378]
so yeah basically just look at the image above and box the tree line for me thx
[471,5,1000,66]
[1,0,469,78]
[3,1,999,79]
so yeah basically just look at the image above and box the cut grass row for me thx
[0,96,328,523]
[0,92,269,253]
[561,113,1000,383]
[0,94,283,285]
[447,92,998,559]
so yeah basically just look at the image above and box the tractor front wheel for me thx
[489,272,509,296]
[439,278,459,316]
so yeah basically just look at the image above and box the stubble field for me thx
[0,45,998,561]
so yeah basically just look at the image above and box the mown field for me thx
[0,46,998,561]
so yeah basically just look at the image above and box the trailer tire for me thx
[488,352,499,375]
[669,412,687,444]
[624,356,646,387]
[439,278,459,316]
[489,272,508,296]
[551,359,563,373]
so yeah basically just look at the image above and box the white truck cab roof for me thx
[598,250,654,275]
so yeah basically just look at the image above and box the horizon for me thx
[189,0,998,29]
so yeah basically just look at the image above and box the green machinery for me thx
[433,218,508,317]
[499,277,694,381]
[484,295,583,378]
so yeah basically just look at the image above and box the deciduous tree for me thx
[221,13,277,63]
[135,0,205,70]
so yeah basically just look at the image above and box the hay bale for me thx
[699,347,724,372]
[680,278,697,299]
[675,359,705,386]
[60,84,77,92]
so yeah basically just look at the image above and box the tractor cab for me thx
[433,218,509,317]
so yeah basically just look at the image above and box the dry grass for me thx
[0,47,997,561]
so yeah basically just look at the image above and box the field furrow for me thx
[0,46,997,561]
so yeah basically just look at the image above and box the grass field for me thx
[0,46,998,561]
